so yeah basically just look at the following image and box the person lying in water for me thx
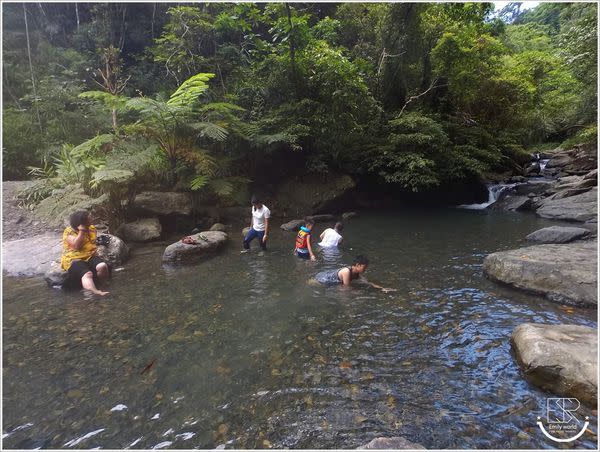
[312,255,395,292]
[60,209,110,296]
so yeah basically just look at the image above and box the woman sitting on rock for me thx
[61,210,110,296]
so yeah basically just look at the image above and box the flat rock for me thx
[358,437,425,449]
[117,218,161,242]
[162,231,228,264]
[526,226,590,244]
[342,211,358,220]
[511,323,597,407]
[3,233,63,276]
[280,219,304,231]
[133,191,192,216]
[483,241,597,306]
[536,188,597,222]
[513,180,554,196]
[308,214,336,223]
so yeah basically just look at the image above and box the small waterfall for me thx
[458,184,515,210]
[539,159,550,171]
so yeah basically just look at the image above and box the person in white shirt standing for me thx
[242,195,270,252]
[318,222,343,247]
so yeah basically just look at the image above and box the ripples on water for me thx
[3,209,597,449]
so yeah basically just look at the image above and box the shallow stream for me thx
[3,208,597,449]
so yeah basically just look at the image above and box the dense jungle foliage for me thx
[2,2,597,205]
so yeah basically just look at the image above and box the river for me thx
[2,208,597,449]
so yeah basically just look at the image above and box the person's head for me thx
[334,222,344,233]
[304,218,315,231]
[351,255,369,274]
[69,210,91,230]
[251,194,262,210]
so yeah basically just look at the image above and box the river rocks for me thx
[483,241,597,306]
[546,144,597,176]
[358,437,425,449]
[490,195,531,211]
[162,231,228,264]
[342,211,358,220]
[2,233,63,277]
[512,180,554,197]
[280,219,305,231]
[511,323,597,407]
[536,188,597,222]
[133,191,192,216]
[116,218,161,242]
[526,226,590,244]
[44,262,68,288]
[309,214,336,223]
[96,234,129,267]
[210,223,226,232]
[525,162,541,176]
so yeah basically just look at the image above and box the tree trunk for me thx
[75,3,80,31]
[23,4,42,131]
[151,3,156,39]
[112,108,118,131]
[285,3,298,96]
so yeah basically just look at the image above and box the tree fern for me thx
[167,72,215,107]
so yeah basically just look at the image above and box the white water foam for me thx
[458,184,516,210]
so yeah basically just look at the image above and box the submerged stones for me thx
[358,437,425,449]
[483,241,597,307]
[526,226,590,244]
[511,323,598,407]
[162,231,228,264]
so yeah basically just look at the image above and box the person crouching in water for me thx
[61,210,110,296]
[242,195,270,252]
[294,218,317,261]
[318,222,343,247]
[313,255,395,292]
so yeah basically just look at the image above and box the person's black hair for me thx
[353,255,369,266]
[69,210,90,230]
[251,194,260,204]
[334,222,344,232]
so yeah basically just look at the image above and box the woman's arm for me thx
[66,227,88,251]
[307,234,316,260]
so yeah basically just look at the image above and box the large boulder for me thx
[358,437,425,449]
[526,226,590,244]
[308,214,337,223]
[545,145,597,176]
[210,223,227,232]
[511,323,597,407]
[96,234,129,267]
[280,219,305,232]
[276,173,355,217]
[490,195,532,211]
[536,188,597,222]
[483,241,597,306]
[116,218,161,242]
[3,233,63,277]
[512,180,554,197]
[162,231,228,264]
[133,191,192,216]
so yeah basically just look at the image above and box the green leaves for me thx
[167,72,215,107]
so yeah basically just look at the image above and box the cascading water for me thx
[539,159,550,171]
[458,184,516,210]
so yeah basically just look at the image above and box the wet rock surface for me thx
[358,436,426,449]
[280,219,305,231]
[526,226,590,244]
[116,218,161,242]
[162,231,228,264]
[511,323,598,407]
[483,240,597,306]
[3,233,63,277]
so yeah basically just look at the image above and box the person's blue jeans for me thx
[243,228,266,250]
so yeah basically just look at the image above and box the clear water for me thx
[3,209,598,449]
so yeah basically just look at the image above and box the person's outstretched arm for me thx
[263,217,269,243]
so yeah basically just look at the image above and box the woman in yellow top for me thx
[61,210,110,296]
